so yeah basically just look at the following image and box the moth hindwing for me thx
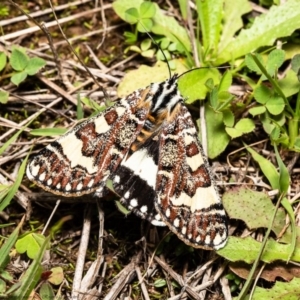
[27,74,228,250]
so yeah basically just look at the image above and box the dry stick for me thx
[0,6,111,41]
[0,0,93,27]
[103,252,142,300]
[153,256,201,300]
[80,202,105,296]
[135,266,151,300]
[96,0,108,50]
[72,205,92,300]
[41,200,61,235]
[220,276,232,300]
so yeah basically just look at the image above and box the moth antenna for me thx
[177,65,230,80]
[142,28,172,79]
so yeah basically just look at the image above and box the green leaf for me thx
[139,1,156,18]
[179,68,220,103]
[222,109,235,127]
[245,53,264,75]
[25,57,46,75]
[266,49,285,77]
[9,236,50,299]
[40,282,55,300]
[200,104,230,158]
[0,153,29,212]
[235,118,255,133]
[0,217,24,270]
[154,279,167,288]
[249,277,300,299]
[11,71,27,86]
[218,0,252,52]
[245,144,279,189]
[15,233,46,259]
[249,106,266,116]
[291,53,300,80]
[140,38,152,51]
[124,7,139,23]
[137,18,153,32]
[218,70,232,92]
[278,69,300,97]
[196,0,223,52]
[0,90,9,104]
[265,94,285,115]
[254,85,272,104]
[10,48,29,71]
[216,1,300,64]
[223,188,286,238]
[217,236,300,263]
[48,267,64,285]
[0,51,7,72]
[29,128,68,136]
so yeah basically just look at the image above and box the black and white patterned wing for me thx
[111,137,166,226]
[155,104,228,250]
[26,88,152,196]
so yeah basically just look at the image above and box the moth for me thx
[26,74,228,250]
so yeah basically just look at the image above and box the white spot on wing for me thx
[140,205,148,213]
[39,172,46,181]
[65,183,71,191]
[130,199,138,207]
[124,191,130,199]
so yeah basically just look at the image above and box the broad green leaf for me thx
[218,0,252,52]
[278,69,300,97]
[40,282,55,300]
[266,95,285,115]
[9,236,50,299]
[179,68,220,103]
[139,1,156,19]
[196,0,223,52]
[16,233,46,259]
[29,128,68,136]
[266,49,285,77]
[291,54,300,71]
[216,1,300,64]
[125,7,139,23]
[249,106,266,116]
[25,57,46,75]
[0,52,7,72]
[0,90,8,104]
[137,18,153,32]
[223,188,286,238]
[11,71,27,86]
[234,118,255,133]
[217,236,300,263]
[222,109,235,127]
[254,85,272,104]
[245,144,279,189]
[248,277,300,300]
[0,153,29,212]
[200,104,230,158]
[48,267,64,285]
[245,53,264,75]
[154,279,167,288]
[141,38,152,51]
[10,48,28,71]
[218,70,232,92]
